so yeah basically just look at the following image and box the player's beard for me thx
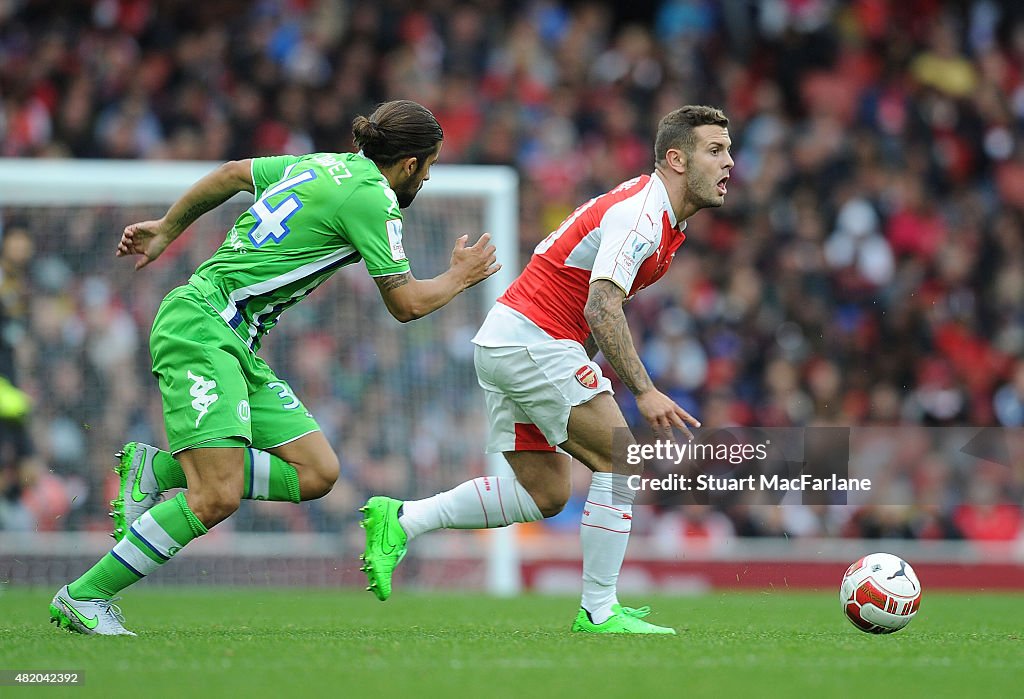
[396,176,425,209]
[396,186,417,208]
[391,163,423,207]
[686,168,725,209]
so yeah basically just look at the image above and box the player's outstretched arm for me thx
[116,159,254,270]
[584,279,700,440]
[374,233,500,322]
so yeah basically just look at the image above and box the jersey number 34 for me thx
[246,169,317,247]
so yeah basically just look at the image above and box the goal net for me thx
[0,158,520,593]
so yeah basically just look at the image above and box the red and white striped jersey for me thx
[498,173,686,344]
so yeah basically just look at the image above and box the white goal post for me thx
[0,158,522,596]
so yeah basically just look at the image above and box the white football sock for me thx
[399,476,543,539]
[580,472,636,624]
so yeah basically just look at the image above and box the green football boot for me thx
[359,496,408,601]
[570,604,677,634]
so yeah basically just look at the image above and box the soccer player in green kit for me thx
[49,100,499,635]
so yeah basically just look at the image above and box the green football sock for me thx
[151,447,299,502]
[152,449,186,490]
[68,493,207,600]
[242,447,301,503]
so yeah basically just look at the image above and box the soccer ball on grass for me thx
[840,552,921,634]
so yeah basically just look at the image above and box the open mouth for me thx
[716,177,729,195]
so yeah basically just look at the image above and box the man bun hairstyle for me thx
[654,105,729,164]
[353,100,444,168]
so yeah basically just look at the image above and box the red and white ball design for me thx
[840,553,921,634]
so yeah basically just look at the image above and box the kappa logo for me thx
[575,365,599,390]
[228,226,247,253]
[187,370,219,427]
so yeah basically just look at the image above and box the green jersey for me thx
[191,152,410,351]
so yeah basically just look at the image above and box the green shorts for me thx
[150,282,320,454]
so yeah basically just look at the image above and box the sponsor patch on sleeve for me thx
[614,229,654,283]
[385,219,406,262]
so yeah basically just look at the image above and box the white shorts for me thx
[472,303,613,453]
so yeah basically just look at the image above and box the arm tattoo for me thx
[174,197,224,230]
[375,272,411,292]
[585,281,653,395]
[583,334,600,360]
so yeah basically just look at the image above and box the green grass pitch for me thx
[1,588,1021,698]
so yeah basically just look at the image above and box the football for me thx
[840,553,922,634]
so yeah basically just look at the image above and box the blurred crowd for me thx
[2,0,1024,546]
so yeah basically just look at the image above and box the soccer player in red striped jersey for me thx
[362,106,733,633]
